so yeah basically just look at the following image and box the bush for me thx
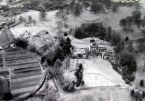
[28,45,37,52]
[14,38,28,49]
[140,80,144,87]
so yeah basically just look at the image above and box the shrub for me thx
[28,45,37,52]
[14,38,28,49]
[140,80,144,87]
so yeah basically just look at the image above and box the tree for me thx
[19,16,27,23]
[39,10,47,21]
[33,20,36,25]
[74,27,89,39]
[125,37,129,41]
[64,37,72,54]
[127,42,133,52]
[64,32,67,36]
[105,26,112,41]
[143,91,145,98]
[111,32,121,46]
[75,63,84,87]
[28,15,33,24]
[140,80,144,87]
[115,41,124,53]
[138,42,145,52]
[112,4,118,13]
[73,3,82,16]
[142,16,145,27]
[132,10,141,28]
[120,19,127,27]
[120,53,137,75]
[8,0,13,3]
[53,59,62,76]
[103,0,112,8]
[0,5,9,12]
[91,3,103,13]
[125,16,133,29]
[41,56,47,64]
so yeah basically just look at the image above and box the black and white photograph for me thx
[0,0,145,101]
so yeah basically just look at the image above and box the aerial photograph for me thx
[0,0,145,101]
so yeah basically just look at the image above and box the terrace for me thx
[0,46,44,98]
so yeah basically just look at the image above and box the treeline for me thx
[74,23,121,46]
[23,0,68,11]
[120,10,145,30]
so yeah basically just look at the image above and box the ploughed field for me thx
[4,47,42,97]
